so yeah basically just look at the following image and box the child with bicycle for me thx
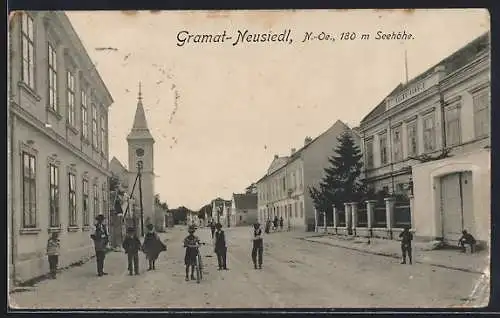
[183,225,201,281]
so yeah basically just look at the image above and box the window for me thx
[92,104,98,149]
[100,114,106,154]
[423,115,436,152]
[298,167,303,189]
[392,126,402,162]
[81,90,89,140]
[473,90,490,138]
[48,43,58,112]
[93,184,99,219]
[21,13,35,89]
[379,133,388,165]
[445,105,461,146]
[68,172,77,226]
[67,71,76,126]
[407,121,418,157]
[397,183,405,194]
[22,152,37,228]
[83,179,89,226]
[300,202,304,218]
[365,138,374,169]
[294,202,298,218]
[49,164,59,227]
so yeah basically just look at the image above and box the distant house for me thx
[256,120,360,232]
[230,193,258,227]
[211,197,232,227]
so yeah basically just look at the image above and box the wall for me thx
[303,121,357,230]
[412,149,490,242]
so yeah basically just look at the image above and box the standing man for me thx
[279,216,284,231]
[91,214,109,276]
[214,223,228,270]
[399,225,413,265]
[251,222,264,269]
[210,220,216,240]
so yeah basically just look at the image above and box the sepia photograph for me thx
[7,9,490,309]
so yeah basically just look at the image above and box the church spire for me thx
[127,82,154,141]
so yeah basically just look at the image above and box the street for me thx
[10,226,482,309]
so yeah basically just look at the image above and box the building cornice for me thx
[11,101,111,176]
[360,52,490,134]
[42,12,114,107]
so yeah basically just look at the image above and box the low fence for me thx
[394,200,411,228]
[357,202,368,227]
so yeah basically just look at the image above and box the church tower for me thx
[127,83,156,231]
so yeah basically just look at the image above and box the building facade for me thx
[256,120,360,231]
[230,193,258,227]
[210,198,232,226]
[8,12,113,283]
[359,32,490,244]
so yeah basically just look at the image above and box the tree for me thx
[309,132,366,214]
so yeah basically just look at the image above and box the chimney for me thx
[304,136,312,145]
[291,148,296,155]
[274,154,279,159]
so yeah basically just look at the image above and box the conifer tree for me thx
[309,131,366,214]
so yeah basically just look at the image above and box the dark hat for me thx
[146,224,154,230]
[215,223,222,229]
[188,225,196,232]
[95,214,105,221]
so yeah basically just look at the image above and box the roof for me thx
[109,156,128,173]
[127,86,154,141]
[361,31,490,124]
[256,119,352,184]
[233,193,258,210]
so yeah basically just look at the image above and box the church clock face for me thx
[136,148,144,157]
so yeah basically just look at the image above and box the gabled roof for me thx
[110,156,128,174]
[361,31,490,124]
[267,156,289,175]
[256,119,352,184]
[233,193,258,210]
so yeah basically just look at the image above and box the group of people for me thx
[263,216,287,234]
[398,226,477,265]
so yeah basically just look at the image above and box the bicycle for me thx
[190,242,206,283]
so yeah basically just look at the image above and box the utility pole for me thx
[138,160,144,237]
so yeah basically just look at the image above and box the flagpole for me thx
[404,49,409,84]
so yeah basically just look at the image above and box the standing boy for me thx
[399,225,413,264]
[279,217,284,231]
[122,227,142,275]
[46,232,60,279]
[214,223,228,270]
[183,225,201,281]
[251,223,264,269]
[210,221,216,239]
[91,214,109,276]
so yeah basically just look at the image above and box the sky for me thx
[66,9,489,211]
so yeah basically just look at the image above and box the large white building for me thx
[8,12,113,283]
[256,120,360,231]
[359,32,490,244]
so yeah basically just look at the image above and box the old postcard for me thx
[8,9,490,309]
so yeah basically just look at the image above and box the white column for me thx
[323,211,327,233]
[333,205,338,228]
[409,194,415,231]
[344,202,352,232]
[350,202,358,234]
[366,200,377,229]
[385,197,396,238]
[313,207,318,232]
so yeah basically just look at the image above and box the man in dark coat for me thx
[214,223,228,270]
[399,225,413,264]
[91,214,109,276]
[210,221,216,239]
[458,230,477,253]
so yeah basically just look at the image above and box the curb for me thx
[298,237,486,275]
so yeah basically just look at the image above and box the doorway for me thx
[439,171,474,242]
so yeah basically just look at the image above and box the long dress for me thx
[142,231,165,261]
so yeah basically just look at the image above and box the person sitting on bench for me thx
[458,230,476,253]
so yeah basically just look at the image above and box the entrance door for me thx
[440,171,473,242]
